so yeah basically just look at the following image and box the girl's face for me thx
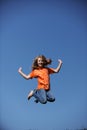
[37,57,44,68]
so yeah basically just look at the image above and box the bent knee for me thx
[40,99,47,104]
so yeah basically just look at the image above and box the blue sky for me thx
[0,0,87,130]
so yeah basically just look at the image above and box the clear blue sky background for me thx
[0,0,87,130]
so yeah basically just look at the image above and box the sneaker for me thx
[34,99,38,103]
[27,90,34,100]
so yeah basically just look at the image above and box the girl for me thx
[18,55,62,104]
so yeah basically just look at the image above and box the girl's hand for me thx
[58,59,63,64]
[18,67,22,73]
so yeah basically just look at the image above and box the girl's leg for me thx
[33,89,47,104]
[46,90,55,102]
[27,90,34,100]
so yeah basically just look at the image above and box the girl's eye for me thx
[39,60,43,62]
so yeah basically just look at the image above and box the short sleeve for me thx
[48,68,55,74]
[29,70,36,78]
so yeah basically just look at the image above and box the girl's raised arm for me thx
[53,59,63,73]
[18,67,31,80]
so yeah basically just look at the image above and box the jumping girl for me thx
[18,55,62,104]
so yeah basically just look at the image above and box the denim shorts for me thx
[33,89,55,104]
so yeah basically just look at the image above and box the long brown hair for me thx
[32,55,52,70]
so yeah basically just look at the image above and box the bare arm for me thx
[18,67,31,80]
[53,59,63,73]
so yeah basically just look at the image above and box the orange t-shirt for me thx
[29,67,55,90]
